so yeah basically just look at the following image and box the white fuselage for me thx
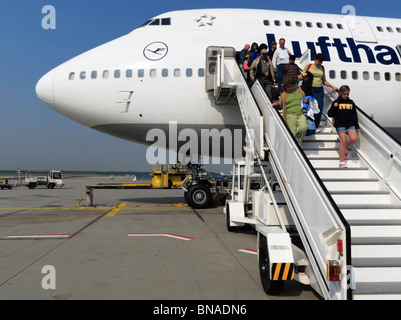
[36,9,401,157]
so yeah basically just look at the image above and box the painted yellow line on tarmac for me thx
[106,202,128,217]
[0,203,198,212]
[0,207,113,210]
[124,203,188,209]
[78,207,114,210]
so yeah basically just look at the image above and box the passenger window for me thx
[296,21,302,27]
[385,72,391,81]
[68,72,75,80]
[263,20,270,26]
[397,27,401,33]
[352,71,358,80]
[337,24,344,30]
[341,70,347,79]
[186,68,193,77]
[174,69,181,77]
[285,21,291,27]
[363,71,370,80]
[162,69,168,77]
[387,27,394,33]
[377,26,384,32]
[150,69,157,77]
[126,69,133,78]
[198,68,205,77]
[103,70,109,79]
[274,20,280,26]
[80,71,86,80]
[316,22,323,28]
[138,69,144,78]
[91,71,97,79]
[327,23,333,29]
[114,70,121,78]
[306,22,312,28]
[396,73,401,81]
[329,70,336,79]
[374,72,381,80]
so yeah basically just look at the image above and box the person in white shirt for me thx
[272,38,292,93]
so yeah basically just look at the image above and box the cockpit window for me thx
[149,19,160,25]
[138,18,171,28]
[140,20,152,27]
[161,18,171,25]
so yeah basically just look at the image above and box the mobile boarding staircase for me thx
[206,46,401,300]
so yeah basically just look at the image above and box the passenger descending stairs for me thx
[303,117,401,300]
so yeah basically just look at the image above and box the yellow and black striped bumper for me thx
[271,263,294,280]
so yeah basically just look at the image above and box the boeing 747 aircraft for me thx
[36,8,401,159]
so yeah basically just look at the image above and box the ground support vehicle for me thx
[151,164,187,188]
[0,182,12,190]
[181,163,232,209]
[81,165,189,206]
[25,170,64,189]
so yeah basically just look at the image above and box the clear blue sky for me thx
[0,0,400,172]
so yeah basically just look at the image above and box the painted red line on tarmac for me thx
[129,233,195,241]
[238,248,257,255]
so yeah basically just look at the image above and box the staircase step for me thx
[325,181,384,193]
[322,178,378,182]
[342,209,401,225]
[305,149,352,159]
[353,293,401,300]
[351,226,401,244]
[330,190,389,195]
[352,245,401,267]
[352,267,401,294]
[317,169,376,181]
[303,133,339,141]
[310,159,368,169]
[333,194,396,208]
[317,127,335,134]
[301,141,339,149]
[340,203,401,210]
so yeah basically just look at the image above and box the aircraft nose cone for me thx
[36,69,56,110]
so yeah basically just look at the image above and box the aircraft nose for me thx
[36,69,56,110]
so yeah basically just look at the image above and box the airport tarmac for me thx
[0,176,318,300]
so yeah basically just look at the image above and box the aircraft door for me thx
[344,16,377,43]
[205,46,236,92]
